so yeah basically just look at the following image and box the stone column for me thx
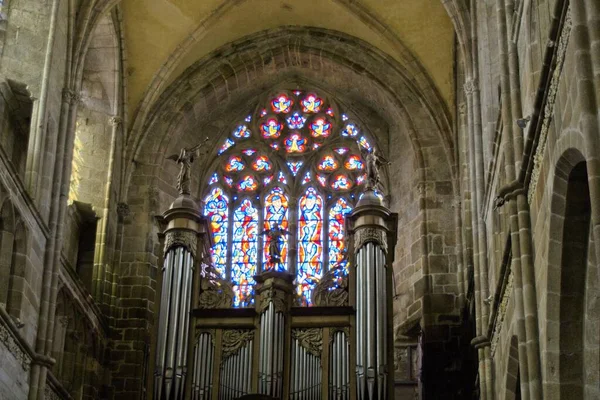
[349,189,398,400]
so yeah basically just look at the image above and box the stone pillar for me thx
[154,194,208,400]
[349,189,398,400]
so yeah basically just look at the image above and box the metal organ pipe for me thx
[355,241,389,400]
[155,247,195,400]
[192,331,214,400]
[329,330,349,400]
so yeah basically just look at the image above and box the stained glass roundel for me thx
[204,89,383,307]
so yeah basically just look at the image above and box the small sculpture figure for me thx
[166,137,209,195]
[260,223,290,264]
[362,147,391,190]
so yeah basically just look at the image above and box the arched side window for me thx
[202,90,383,307]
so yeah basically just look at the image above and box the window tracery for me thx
[203,90,381,307]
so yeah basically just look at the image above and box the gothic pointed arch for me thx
[201,89,382,307]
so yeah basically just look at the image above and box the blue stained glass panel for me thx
[302,171,312,185]
[203,188,229,276]
[358,136,372,151]
[297,187,323,306]
[233,125,251,138]
[264,187,289,271]
[328,198,352,271]
[287,161,303,176]
[231,199,258,307]
[286,112,307,129]
[218,138,235,155]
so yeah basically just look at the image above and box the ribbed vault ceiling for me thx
[120,0,454,120]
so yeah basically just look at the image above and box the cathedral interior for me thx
[0,0,598,399]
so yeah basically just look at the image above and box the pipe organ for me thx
[154,189,397,399]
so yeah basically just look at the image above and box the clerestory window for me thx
[203,90,383,307]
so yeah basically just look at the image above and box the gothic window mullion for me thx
[225,198,235,281]
[257,197,265,274]
[288,196,298,277]
[323,198,331,273]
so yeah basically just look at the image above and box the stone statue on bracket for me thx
[260,222,290,264]
[362,147,391,190]
[166,137,209,195]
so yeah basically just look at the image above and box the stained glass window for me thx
[287,112,307,129]
[328,198,352,270]
[233,125,251,138]
[277,172,288,185]
[252,156,272,172]
[264,187,289,271]
[297,187,324,306]
[231,199,258,306]
[225,156,245,172]
[344,155,364,170]
[318,155,338,171]
[261,118,283,138]
[203,89,385,308]
[310,118,331,138]
[285,133,307,153]
[317,174,327,187]
[342,123,359,137]
[358,136,372,151]
[331,174,352,190]
[287,161,303,176]
[301,94,323,113]
[218,138,235,154]
[238,175,258,192]
[302,171,312,185]
[272,94,293,113]
[204,188,229,276]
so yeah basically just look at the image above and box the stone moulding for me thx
[0,316,32,372]
[491,270,514,355]
[354,227,388,253]
[43,383,63,400]
[528,7,572,203]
